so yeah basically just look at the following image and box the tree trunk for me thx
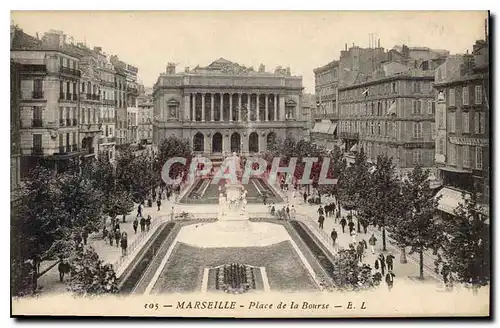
[31,260,38,294]
[382,225,387,251]
[122,214,126,223]
[419,250,424,280]
[400,246,408,264]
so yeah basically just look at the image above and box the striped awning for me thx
[326,123,337,135]
[435,187,489,217]
[312,122,332,134]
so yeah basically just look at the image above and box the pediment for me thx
[167,98,180,106]
[285,99,297,106]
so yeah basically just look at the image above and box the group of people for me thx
[316,203,399,292]
[103,219,129,256]
[270,204,296,220]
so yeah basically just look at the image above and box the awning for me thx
[350,143,358,152]
[312,122,331,134]
[326,123,337,135]
[435,187,489,217]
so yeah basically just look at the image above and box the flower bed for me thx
[215,263,256,294]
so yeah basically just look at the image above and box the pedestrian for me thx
[133,217,138,234]
[303,192,307,204]
[58,258,69,282]
[290,205,296,219]
[108,229,114,246]
[317,205,324,217]
[361,239,368,251]
[114,220,120,232]
[170,206,175,221]
[74,232,82,247]
[356,242,364,263]
[340,217,347,233]
[379,254,386,275]
[318,214,325,229]
[270,205,276,216]
[114,229,121,248]
[286,206,290,219]
[374,257,384,274]
[82,228,89,246]
[140,216,146,233]
[102,226,108,241]
[157,198,162,211]
[348,220,355,235]
[368,233,377,254]
[121,232,128,256]
[386,253,395,272]
[146,215,152,232]
[330,228,338,247]
[137,204,143,217]
[262,193,268,205]
[361,219,368,234]
[385,272,395,291]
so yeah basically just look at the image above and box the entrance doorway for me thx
[230,132,241,153]
[212,132,223,153]
[249,132,259,153]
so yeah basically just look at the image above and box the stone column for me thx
[229,93,233,121]
[201,93,205,122]
[220,93,224,121]
[256,94,260,122]
[265,94,269,121]
[211,93,215,121]
[184,94,190,121]
[238,93,242,122]
[279,95,285,121]
[191,93,195,121]
[274,94,278,121]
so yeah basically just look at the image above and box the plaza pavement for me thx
[37,182,441,295]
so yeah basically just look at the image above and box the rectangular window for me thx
[463,146,470,168]
[474,112,485,134]
[476,147,483,169]
[449,112,456,133]
[449,88,456,106]
[33,134,42,151]
[475,85,483,104]
[392,82,397,93]
[72,132,77,147]
[449,144,456,165]
[33,79,43,92]
[462,86,469,105]
[431,101,436,115]
[438,138,444,154]
[462,112,469,133]
[413,149,422,164]
[413,122,423,138]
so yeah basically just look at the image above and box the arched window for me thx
[249,132,259,153]
[266,132,277,149]
[212,133,223,153]
[193,132,204,152]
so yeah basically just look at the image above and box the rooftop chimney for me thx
[93,46,102,53]
[166,63,176,74]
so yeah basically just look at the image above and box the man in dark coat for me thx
[340,217,347,233]
[157,198,162,211]
[82,228,89,245]
[137,204,143,217]
[303,192,307,204]
[348,220,355,235]
[58,259,70,282]
[114,229,121,248]
[108,229,114,246]
[379,254,386,275]
[146,215,152,232]
[386,253,396,272]
[330,228,338,247]
[140,216,146,233]
[356,242,364,263]
[133,218,138,234]
[385,272,395,291]
[317,206,324,216]
[120,232,128,256]
[318,214,325,229]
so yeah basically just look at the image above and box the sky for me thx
[11,11,488,93]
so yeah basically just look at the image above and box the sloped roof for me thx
[11,28,42,50]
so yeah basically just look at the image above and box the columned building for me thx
[138,94,153,144]
[153,59,306,157]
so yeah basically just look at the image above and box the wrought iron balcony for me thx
[72,118,78,126]
[59,66,81,77]
[32,119,43,127]
[20,64,47,73]
[338,132,359,140]
[32,91,44,99]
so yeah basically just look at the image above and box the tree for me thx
[338,148,370,232]
[157,136,193,184]
[437,185,490,293]
[69,246,119,296]
[400,165,443,280]
[11,166,73,295]
[102,188,134,223]
[363,155,402,251]
[58,163,104,234]
[331,249,380,291]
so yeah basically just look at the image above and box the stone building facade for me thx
[433,38,489,218]
[153,58,306,156]
[337,66,436,178]
[138,94,153,144]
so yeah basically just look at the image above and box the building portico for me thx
[153,59,306,157]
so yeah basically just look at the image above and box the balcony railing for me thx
[59,66,81,77]
[66,93,72,101]
[72,93,78,101]
[102,118,115,123]
[59,93,65,100]
[32,119,43,127]
[72,144,77,152]
[65,145,72,153]
[73,118,78,126]
[32,91,44,99]
[66,119,71,126]
[84,93,101,101]
[58,146,65,154]
[31,147,43,155]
